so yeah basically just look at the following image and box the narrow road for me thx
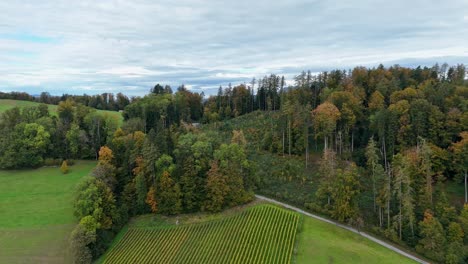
[255,194,430,264]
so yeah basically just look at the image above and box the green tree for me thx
[450,132,468,203]
[66,123,81,158]
[69,223,96,264]
[366,137,384,211]
[73,177,117,230]
[158,171,182,215]
[445,222,465,264]
[331,164,360,222]
[392,153,415,239]
[416,210,446,262]
[214,143,253,206]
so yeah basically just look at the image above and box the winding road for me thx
[255,194,430,264]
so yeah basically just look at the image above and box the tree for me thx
[67,123,81,158]
[98,146,114,165]
[231,130,247,147]
[450,132,468,203]
[0,123,50,168]
[145,186,158,213]
[392,154,415,239]
[214,143,253,206]
[61,160,69,174]
[459,205,468,245]
[445,222,465,264]
[312,102,340,150]
[57,98,75,125]
[366,137,383,211]
[316,149,337,206]
[416,210,446,262]
[417,137,434,207]
[69,223,96,264]
[331,164,360,222]
[369,91,385,111]
[73,177,117,230]
[158,171,182,215]
[203,161,228,212]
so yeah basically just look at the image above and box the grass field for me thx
[294,216,417,264]
[102,204,300,264]
[0,160,96,263]
[0,99,124,125]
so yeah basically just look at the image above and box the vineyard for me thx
[103,204,300,264]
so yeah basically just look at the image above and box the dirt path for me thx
[255,194,430,264]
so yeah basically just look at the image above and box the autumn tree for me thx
[203,161,229,212]
[312,102,340,150]
[61,160,69,174]
[145,186,158,213]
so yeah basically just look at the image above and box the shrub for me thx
[61,160,69,174]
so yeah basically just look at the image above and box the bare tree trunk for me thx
[465,170,467,204]
[399,202,402,240]
[379,207,382,228]
[282,129,285,156]
[387,199,390,229]
[288,120,291,156]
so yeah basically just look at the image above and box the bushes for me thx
[61,160,69,174]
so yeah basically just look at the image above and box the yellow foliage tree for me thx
[61,160,69,174]
[98,146,114,165]
[145,186,158,213]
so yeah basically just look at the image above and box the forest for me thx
[0,63,467,263]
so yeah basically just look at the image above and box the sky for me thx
[0,0,467,96]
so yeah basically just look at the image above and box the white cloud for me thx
[0,0,467,96]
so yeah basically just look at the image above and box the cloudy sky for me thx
[0,0,467,96]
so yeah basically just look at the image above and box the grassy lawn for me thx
[0,160,96,263]
[0,99,124,125]
[294,216,417,264]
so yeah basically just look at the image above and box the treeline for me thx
[0,91,131,111]
[0,99,118,168]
